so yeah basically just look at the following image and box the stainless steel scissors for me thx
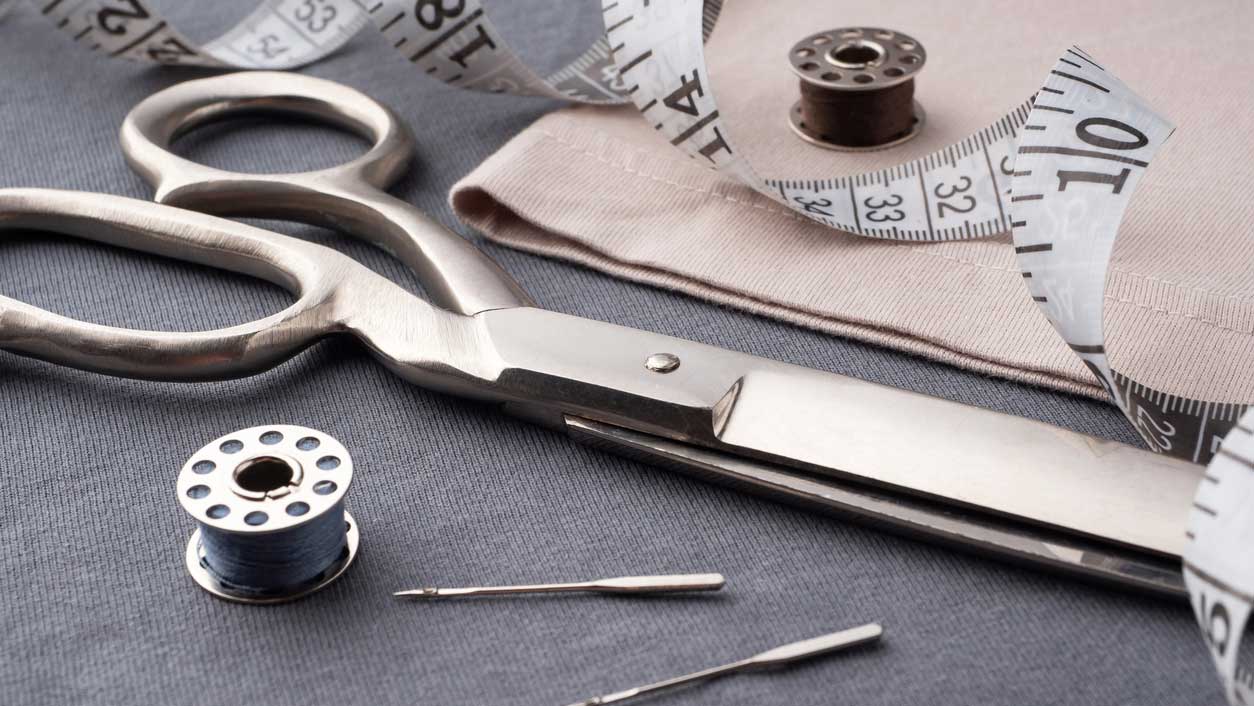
[0,72,1201,597]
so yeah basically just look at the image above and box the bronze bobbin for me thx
[788,27,927,151]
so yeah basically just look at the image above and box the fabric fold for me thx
[451,0,1254,404]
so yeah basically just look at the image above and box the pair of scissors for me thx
[0,72,1201,597]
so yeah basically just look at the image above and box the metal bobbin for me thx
[176,425,359,604]
[788,27,927,151]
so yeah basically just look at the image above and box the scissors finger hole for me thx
[169,115,374,176]
[0,232,294,331]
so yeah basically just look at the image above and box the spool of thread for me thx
[176,425,359,604]
[788,27,927,151]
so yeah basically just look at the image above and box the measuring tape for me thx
[29,0,365,68]
[1187,408,1254,702]
[15,0,1254,698]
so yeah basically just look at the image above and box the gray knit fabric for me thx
[0,2,1217,704]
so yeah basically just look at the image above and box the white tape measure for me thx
[17,0,1254,699]
[29,0,365,68]
[1188,409,1254,703]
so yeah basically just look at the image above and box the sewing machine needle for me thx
[561,623,883,706]
[393,573,726,600]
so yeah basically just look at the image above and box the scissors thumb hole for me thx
[121,71,414,203]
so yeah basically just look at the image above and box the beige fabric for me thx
[452,0,1254,402]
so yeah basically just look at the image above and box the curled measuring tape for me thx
[26,0,721,100]
[29,0,625,98]
[604,2,1249,467]
[31,0,367,68]
[18,0,1254,699]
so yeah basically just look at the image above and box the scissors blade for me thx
[475,308,1201,566]
[566,415,1186,596]
[706,364,1199,558]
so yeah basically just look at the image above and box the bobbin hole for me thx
[234,457,295,494]
[829,40,884,69]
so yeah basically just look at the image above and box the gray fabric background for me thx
[0,1,1218,704]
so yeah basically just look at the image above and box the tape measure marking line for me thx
[1066,46,1103,68]
[916,171,936,238]
[1050,69,1110,93]
[1195,501,1220,516]
[1186,563,1254,604]
[269,7,318,47]
[1218,447,1254,471]
[1031,104,1074,115]
[378,11,403,33]
[616,48,652,76]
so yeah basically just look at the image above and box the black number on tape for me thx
[97,0,150,35]
[295,0,338,34]
[415,0,466,31]
[1056,168,1131,194]
[794,196,833,217]
[934,176,977,218]
[1133,405,1177,454]
[249,35,291,60]
[664,71,705,116]
[864,194,906,223]
[1076,117,1149,151]
[146,37,197,64]
[1198,592,1233,659]
[449,25,496,68]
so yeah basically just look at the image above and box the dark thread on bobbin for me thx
[788,28,927,151]
[799,77,916,147]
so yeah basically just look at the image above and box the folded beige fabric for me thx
[452,0,1254,403]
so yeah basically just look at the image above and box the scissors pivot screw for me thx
[644,353,681,373]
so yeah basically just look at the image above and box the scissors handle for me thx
[120,71,531,316]
[0,187,411,381]
[0,73,531,382]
